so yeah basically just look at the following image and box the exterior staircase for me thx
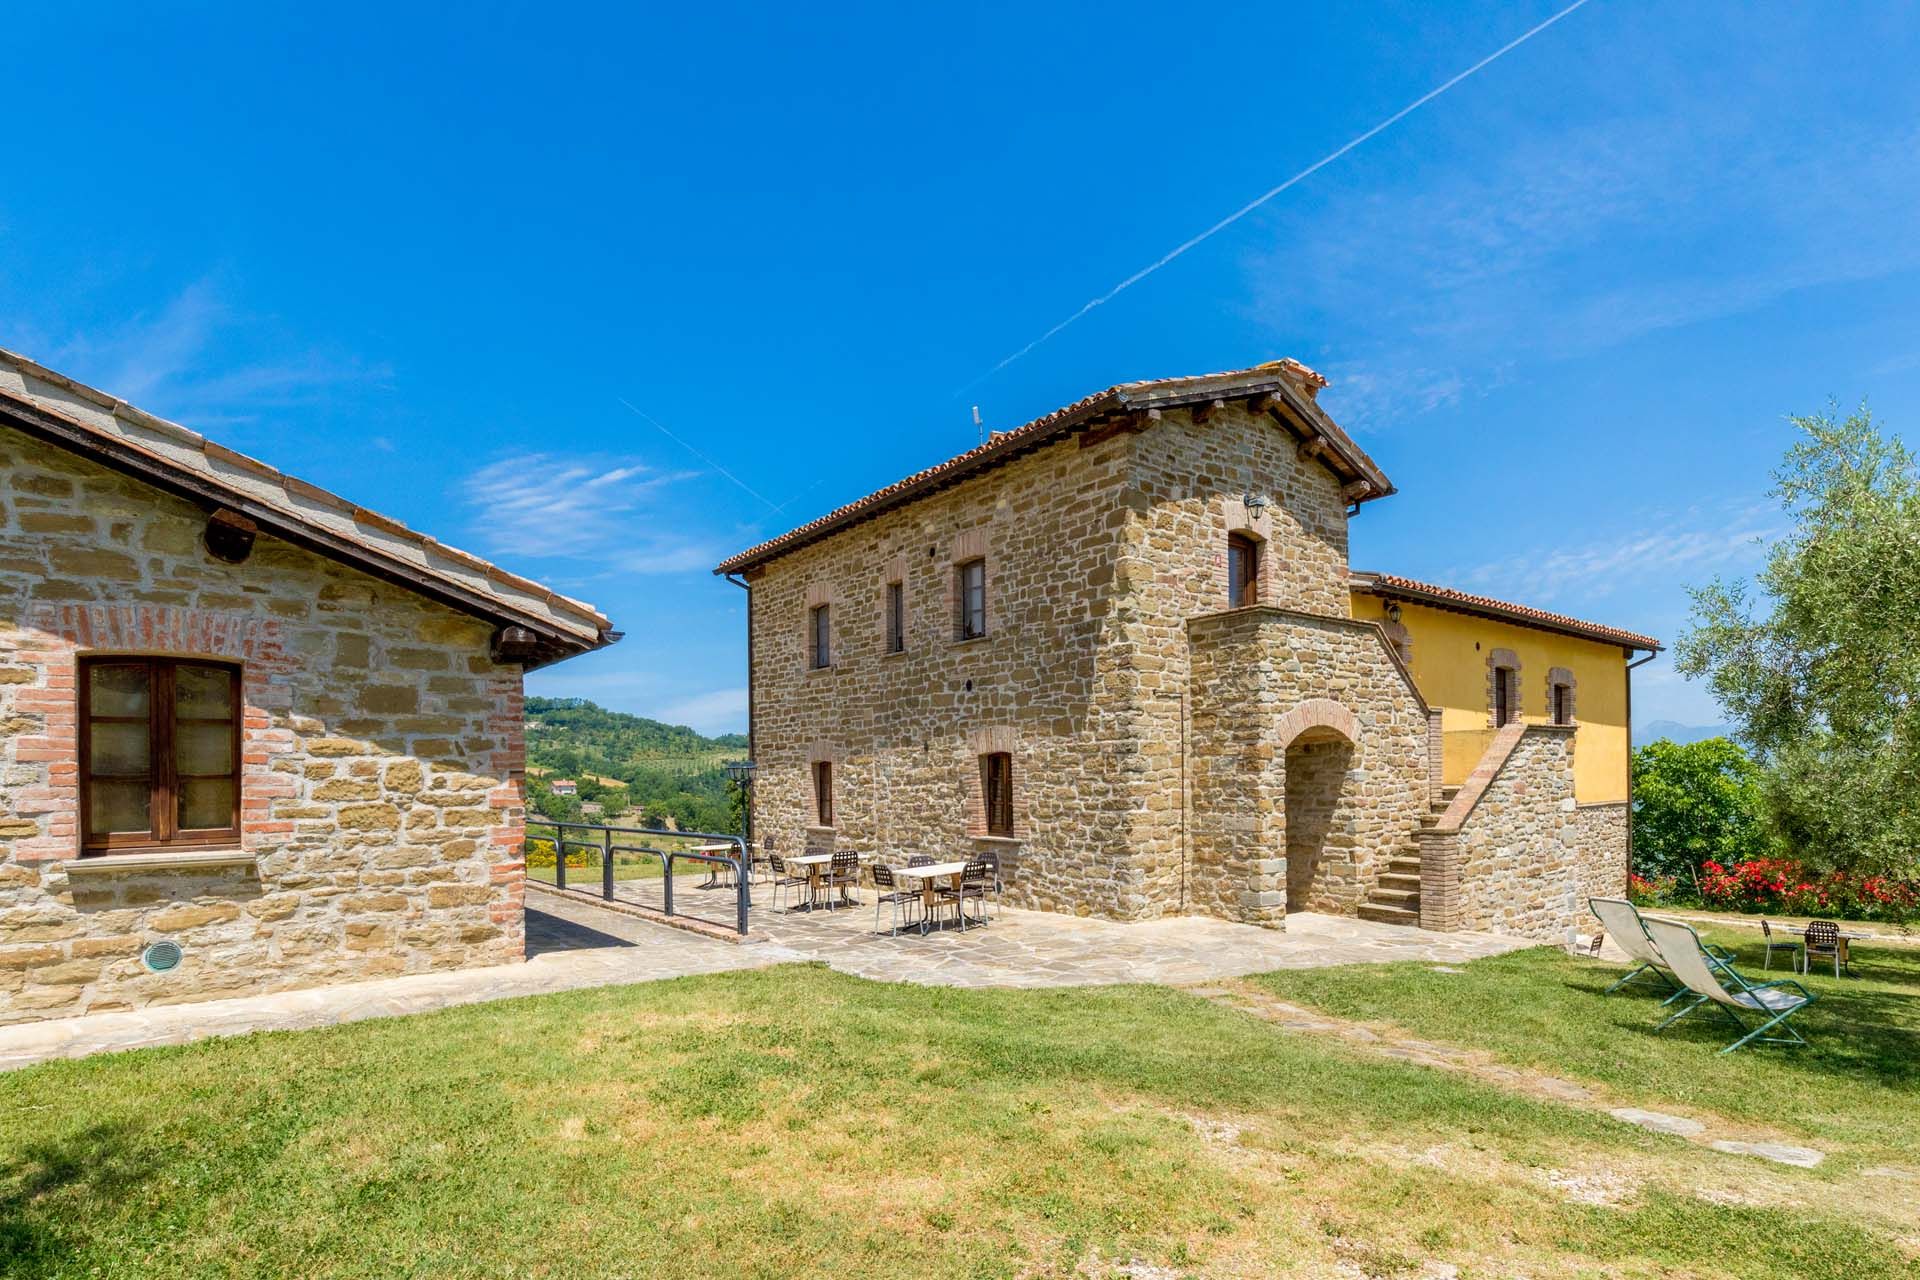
[1356,785,1459,927]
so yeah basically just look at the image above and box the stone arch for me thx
[1274,698,1359,749]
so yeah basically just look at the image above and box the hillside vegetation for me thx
[524,696,746,834]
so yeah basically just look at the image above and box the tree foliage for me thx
[524,696,743,834]
[1677,405,1920,878]
[1629,737,1766,880]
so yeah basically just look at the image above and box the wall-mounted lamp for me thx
[1385,602,1402,623]
[1242,492,1270,518]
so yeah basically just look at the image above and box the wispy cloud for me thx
[1449,498,1780,608]
[460,452,713,568]
[47,275,388,424]
[1250,103,1920,423]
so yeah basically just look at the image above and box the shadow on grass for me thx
[1558,960,1920,1090]
[0,1120,160,1275]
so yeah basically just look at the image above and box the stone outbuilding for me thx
[1,348,615,1026]
[716,360,1659,943]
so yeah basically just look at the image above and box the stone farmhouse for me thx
[1,348,615,1026]
[716,360,1659,942]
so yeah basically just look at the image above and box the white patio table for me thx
[890,860,973,933]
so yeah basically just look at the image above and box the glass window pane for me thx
[89,779,151,834]
[88,664,149,717]
[175,666,233,718]
[89,722,151,777]
[179,778,236,831]
[175,722,234,776]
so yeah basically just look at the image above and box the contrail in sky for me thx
[954,0,1598,396]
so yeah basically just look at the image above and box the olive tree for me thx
[1677,405,1920,878]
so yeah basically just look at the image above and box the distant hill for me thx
[524,696,747,833]
[1637,720,1737,746]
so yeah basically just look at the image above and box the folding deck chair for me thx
[1642,916,1818,1054]
[1588,897,1736,1005]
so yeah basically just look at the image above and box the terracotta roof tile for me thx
[1351,571,1661,651]
[715,359,1390,574]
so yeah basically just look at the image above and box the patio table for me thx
[890,860,973,933]
[784,852,863,909]
[691,843,739,889]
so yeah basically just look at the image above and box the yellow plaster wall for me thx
[1349,594,1632,804]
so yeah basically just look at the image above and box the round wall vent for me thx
[142,940,184,973]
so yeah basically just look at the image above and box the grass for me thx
[5,954,1918,1279]
[1253,922,1920,1169]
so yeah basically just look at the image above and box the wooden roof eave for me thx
[0,393,613,662]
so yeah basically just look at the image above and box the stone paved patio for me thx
[0,889,1532,1072]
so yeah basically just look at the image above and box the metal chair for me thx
[1761,918,1803,972]
[1643,916,1819,1054]
[870,863,919,936]
[1803,920,1848,977]
[907,854,935,867]
[975,849,1005,921]
[825,848,861,909]
[935,859,991,931]
[767,853,809,913]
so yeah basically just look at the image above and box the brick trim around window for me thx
[963,725,1021,838]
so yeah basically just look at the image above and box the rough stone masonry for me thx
[0,426,529,1025]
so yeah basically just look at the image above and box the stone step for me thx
[1386,856,1422,876]
[1419,813,1442,828]
[1358,901,1421,927]
[1367,884,1420,906]
[1440,784,1461,801]
[1375,872,1422,893]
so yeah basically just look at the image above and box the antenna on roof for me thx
[972,405,984,445]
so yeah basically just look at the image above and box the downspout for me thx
[1624,647,1659,880]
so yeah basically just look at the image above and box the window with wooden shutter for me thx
[80,658,241,853]
[982,752,1014,836]
[886,581,905,653]
[1227,534,1259,608]
[813,760,834,827]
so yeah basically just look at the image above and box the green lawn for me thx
[5,949,1917,1279]
[1254,922,1920,1170]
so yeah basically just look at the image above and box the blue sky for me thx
[6,2,1920,735]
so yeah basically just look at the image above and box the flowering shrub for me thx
[1698,858,1918,922]
[1627,872,1684,907]
[524,838,587,870]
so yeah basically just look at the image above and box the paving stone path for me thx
[1195,981,1828,1168]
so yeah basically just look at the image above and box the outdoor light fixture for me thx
[1385,602,1402,623]
[1242,492,1270,517]
[724,760,757,786]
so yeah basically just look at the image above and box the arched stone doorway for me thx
[1278,700,1359,913]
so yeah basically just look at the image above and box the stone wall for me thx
[1119,403,1355,916]
[1418,724,1583,942]
[1572,801,1629,905]
[745,397,1389,924]
[1186,607,1432,926]
[746,429,1146,916]
[1,426,525,1025]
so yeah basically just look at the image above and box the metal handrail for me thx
[525,820,749,935]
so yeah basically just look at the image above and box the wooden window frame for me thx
[1227,533,1260,608]
[981,751,1014,837]
[1551,681,1573,726]
[885,580,905,654]
[809,603,832,669]
[812,760,834,827]
[1493,666,1517,727]
[79,657,242,854]
[957,559,986,641]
